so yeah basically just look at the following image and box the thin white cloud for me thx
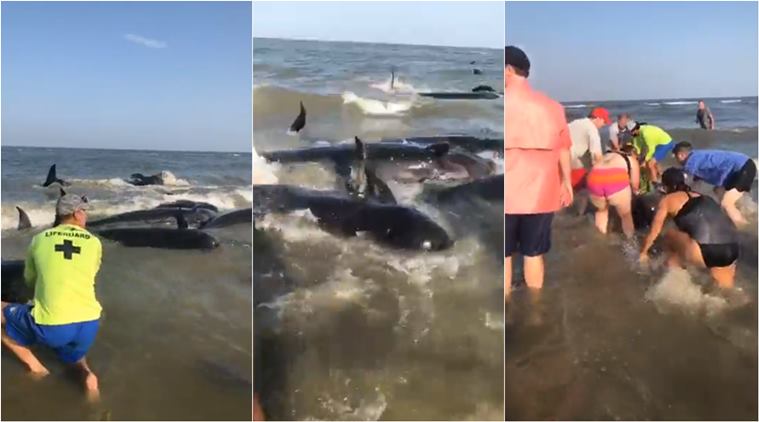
[124,33,167,49]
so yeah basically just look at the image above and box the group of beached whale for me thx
[257,101,504,251]
[14,165,252,250]
[3,167,251,303]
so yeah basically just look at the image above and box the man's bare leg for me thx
[647,159,660,183]
[523,255,544,289]
[721,188,748,227]
[73,358,100,402]
[1,333,50,377]
[1,302,49,377]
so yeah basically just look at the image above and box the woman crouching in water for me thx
[639,167,739,288]
[586,144,640,237]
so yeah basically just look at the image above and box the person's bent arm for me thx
[609,126,620,151]
[709,112,715,130]
[559,147,573,206]
[590,129,603,164]
[640,197,669,258]
[630,156,641,193]
[23,238,37,291]
[94,239,103,275]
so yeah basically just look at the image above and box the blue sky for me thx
[253,1,504,49]
[2,2,251,152]
[506,1,758,102]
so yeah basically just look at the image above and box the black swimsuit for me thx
[673,192,739,267]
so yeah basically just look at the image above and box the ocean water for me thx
[253,38,504,421]
[254,37,503,148]
[1,146,252,420]
[563,96,758,130]
[507,96,758,419]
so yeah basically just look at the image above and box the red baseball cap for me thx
[590,107,611,125]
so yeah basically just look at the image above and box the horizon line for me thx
[558,94,758,104]
[2,144,252,155]
[253,36,501,51]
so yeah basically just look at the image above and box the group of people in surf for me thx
[505,45,756,297]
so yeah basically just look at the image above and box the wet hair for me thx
[672,141,693,156]
[617,113,631,120]
[661,167,691,193]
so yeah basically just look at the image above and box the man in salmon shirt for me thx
[504,46,573,298]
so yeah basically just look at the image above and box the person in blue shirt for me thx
[673,141,756,226]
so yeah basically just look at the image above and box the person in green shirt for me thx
[1,194,102,401]
[630,123,675,185]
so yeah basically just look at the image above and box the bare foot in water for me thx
[29,365,50,379]
[84,372,100,403]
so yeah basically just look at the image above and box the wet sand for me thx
[506,202,757,420]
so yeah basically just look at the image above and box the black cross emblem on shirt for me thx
[55,239,81,260]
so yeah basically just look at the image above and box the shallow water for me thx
[505,128,758,420]
[1,148,252,420]
[253,38,503,420]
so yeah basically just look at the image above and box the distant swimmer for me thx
[630,123,675,184]
[2,194,102,400]
[568,107,610,188]
[673,141,756,226]
[639,168,739,289]
[696,100,715,130]
[586,145,641,237]
[504,45,573,297]
[608,113,636,152]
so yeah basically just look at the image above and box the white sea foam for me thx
[252,146,280,184]
[341,91,414,116]
[644,268,727,317]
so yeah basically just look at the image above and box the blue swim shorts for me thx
[2,304,99,364]
[652,141,675,162]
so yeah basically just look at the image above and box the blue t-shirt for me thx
[683,150,749,187]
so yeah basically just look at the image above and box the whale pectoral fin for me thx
[59,187,67,197]
[354,136,367,160]
[289,101,306,133]
[43,164,58,187]
[16,206,32,230]
[365,166,396,204]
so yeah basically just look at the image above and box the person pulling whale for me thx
[639,168,739,288]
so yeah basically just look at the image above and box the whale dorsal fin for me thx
[16,206,32,230]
